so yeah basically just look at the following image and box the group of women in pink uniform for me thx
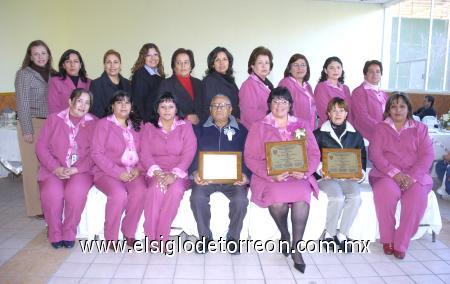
[16,40,434,268]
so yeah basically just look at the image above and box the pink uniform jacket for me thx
[91,117,143,181]
[244,117,321,207]
[278,77,316,130]
[239,73,271,130]
[48,76,91,114]
[35,111,96,181]
[369,120,434,186]
[351,82,387,142]
[314,81,352,126]
[140,121,197,178]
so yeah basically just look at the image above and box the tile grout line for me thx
[0,229,72,283]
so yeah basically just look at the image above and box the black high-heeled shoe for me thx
[293,262,306,273]
[281,246,289,257]
[280,234,291,257]
[292,253,306,274]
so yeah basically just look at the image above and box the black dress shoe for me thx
[322,236,338,252]
[339,237,353,253]
[195,237,212,254]
[63,240,75,248]
[293,263,306,273]
[226,237,240,255]
[51,241,63,249]
[35,214,45,220]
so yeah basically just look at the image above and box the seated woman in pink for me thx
[36,88,96,249]
[244,87,320,273]
[278,53,316,130]
[369,92,434,259]
[140,92,196,243]
[314,56,352,126]
[91,91,146,244]
[239,46,274,130]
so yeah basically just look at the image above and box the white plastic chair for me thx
[422,116,438,127]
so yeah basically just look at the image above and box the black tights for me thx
[269,201,310,264]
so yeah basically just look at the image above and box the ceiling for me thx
[328,0,395,4]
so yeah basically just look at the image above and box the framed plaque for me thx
[265,140,308,176]
[199,151,242,184]
[322,148,363,179]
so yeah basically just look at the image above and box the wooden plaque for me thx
[265,140,308,176]
[322,148,363,179]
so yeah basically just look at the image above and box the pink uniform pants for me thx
[95,175,147,241]
[144,178,186,241]
[371,177,431,252]
[39,173,93,242]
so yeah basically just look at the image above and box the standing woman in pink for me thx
[239,46,274,130]
[91,91,146,244]
[351,60,387,143]
[314,56,352,126]
[48,49,91,114]
[15,40,56,217]
[278,54,316,130]
[369,92,434,259]
[141,92,196,242]
[36,88,96,248]
[244,87,320,273]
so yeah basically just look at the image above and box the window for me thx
[383,0,450,92]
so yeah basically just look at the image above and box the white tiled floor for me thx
[2,176,450,283]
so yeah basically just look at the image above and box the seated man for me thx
[189,94,250,252]
[414,95,437,120]
[436,152,450,196]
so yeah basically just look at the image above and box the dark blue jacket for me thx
[90,72,131,118]
[202,72,240,119]
[190,116,251,178]
[131,67,163,122]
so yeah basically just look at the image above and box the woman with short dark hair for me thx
[158,48,204,124]
[239,46,274,129]
[351,60,387,142]
[141,92,196,242]
[36,88,96,248]
[314,97,366,251]
[91,91,146,244]
[48,49,91,114]
[245,87,320,273]
[202,47,240,119]
[369,92,434,259]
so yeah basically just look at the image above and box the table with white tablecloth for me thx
[0,126,21,178]
[429,130,450,160]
